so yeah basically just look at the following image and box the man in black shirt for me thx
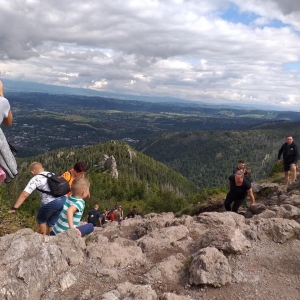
[277,135,299,186]
[233,160,252,182]
[224,171,255,213]
[87,204,101,226]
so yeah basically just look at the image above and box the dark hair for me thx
[238,160,245,164]
[73,162,87,173]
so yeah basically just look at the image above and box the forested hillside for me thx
[136,124,300,188]
[2,141,197,226]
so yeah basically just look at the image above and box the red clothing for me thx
[107,212,115,221]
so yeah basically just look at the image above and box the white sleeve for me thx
[23,177,39,194]
[0,97,10,119]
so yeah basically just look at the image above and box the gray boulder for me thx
[189,247,232,287]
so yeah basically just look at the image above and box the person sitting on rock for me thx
[126,205,140,219]
[51,177,94,237]
[9,162,67,235]
[87,204,101,227]
[224,170,255,213]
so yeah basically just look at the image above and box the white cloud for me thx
[1,0,300,108]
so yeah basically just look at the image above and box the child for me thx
[51,177,94,236]
[9,162,66,235]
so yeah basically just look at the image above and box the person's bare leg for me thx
[284,171,289,185]
[290,164,297,183]
[47,226,53,235]
[39,223,47,235]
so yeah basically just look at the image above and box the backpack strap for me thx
[36,173,53,194]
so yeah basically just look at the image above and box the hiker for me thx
[118,205,124,220]
[112,205,121,223]
[126,205,140,219]
[100,209,107,226]
[9,162,67,235]
[277,135,299,186]
[0,81,13,126]
[87,204,101,226]
[61,162,88,196]
[233,160,252,182]
[224,170,255,213]
[107,209,115,222]
[51,177,94,236]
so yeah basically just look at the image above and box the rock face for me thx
[1,186,300,299]
[98,154,118,179]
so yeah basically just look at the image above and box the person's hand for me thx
[250,202,255,207]
[277,160,281,165]
[75,228,82,236]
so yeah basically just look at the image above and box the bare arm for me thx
[2,110,13,126]
[66,205,82,236]
[247,188,255,206]
[0,81,3,97]
[9,191,30,212]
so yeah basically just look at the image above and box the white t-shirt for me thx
[23,171,57,205]
[0,97,10,124]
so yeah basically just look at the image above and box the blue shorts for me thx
[36,196,66,227]
[50,223,94,237]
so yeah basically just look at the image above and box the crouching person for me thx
[51,177,94,237]
[9,162,67,235]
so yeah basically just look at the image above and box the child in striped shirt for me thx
[51,177,94,237]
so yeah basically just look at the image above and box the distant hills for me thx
[1,78,291,111]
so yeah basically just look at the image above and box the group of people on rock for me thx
[8,160,143,236]
[225,135,299,214]
[1,81,299,231]
[87,204,142,226]
[9,162,94,236]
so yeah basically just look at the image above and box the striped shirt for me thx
[52,195,85,235]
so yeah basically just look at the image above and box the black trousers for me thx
[224,197,245,213]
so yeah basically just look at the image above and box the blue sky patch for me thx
[283,62,300,70]
[221,3,259,25]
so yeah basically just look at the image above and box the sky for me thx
[1,0,300,109]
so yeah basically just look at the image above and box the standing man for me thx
[277,135,299,186]
[224,170,255,213]
[87,204,101,227]
[233,160,252,182]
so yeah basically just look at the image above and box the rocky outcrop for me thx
[1,190,300,299]
[98,154,118,179]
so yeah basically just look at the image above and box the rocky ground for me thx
[0,181,300,300]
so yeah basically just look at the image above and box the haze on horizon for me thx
[1,0,300,110]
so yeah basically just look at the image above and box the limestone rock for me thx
[146,254,185,285]
[252,182,279,193]
[104,282,157,300]
[249,218,300,243]
[189,247,232,287]
[87,237,146,268]
[161,293,194,300]
[198,225,251,254]
[137,225,189,254]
